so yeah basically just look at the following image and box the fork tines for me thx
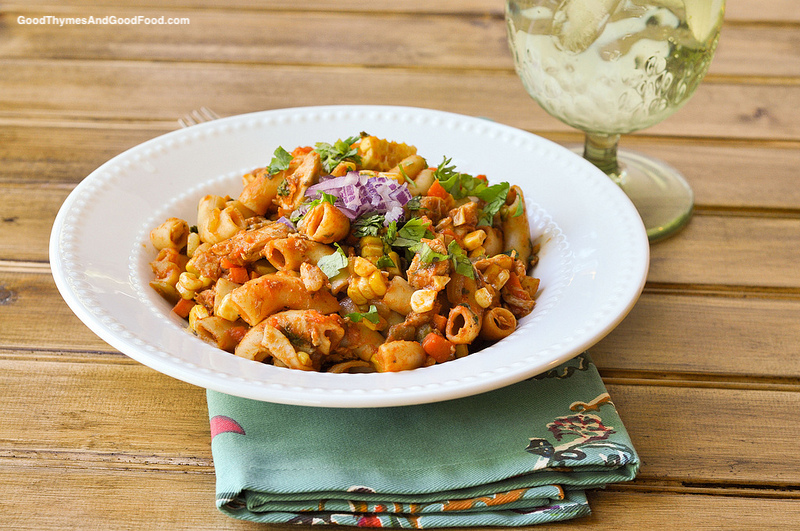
[178,107,221,128]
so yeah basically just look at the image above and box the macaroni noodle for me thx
[149,134,540,373]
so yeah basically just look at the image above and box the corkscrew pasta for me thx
[148,134,540,373]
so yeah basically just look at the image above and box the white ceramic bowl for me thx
[50,105,649,407]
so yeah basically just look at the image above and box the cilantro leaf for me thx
[405,195,422,212]
[316,244,348,278]
[267,146,293,175]
[314,136,361,173]
[447,240,475,279]
[390,218,432,248]
[417,242,448,264]
[353,213,385,238]
[375,254,397,269]
[346,304,381,325]
[432,157,461,192]
[512,199,524,217]
[475,182,510,225]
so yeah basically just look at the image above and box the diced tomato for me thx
[422,332,455,364]
[292,146,313,157]
[426,179,451,200]
[227,265,250,285]
[431,314,448,333]
[475,174,488,182]
[172,298,195,319]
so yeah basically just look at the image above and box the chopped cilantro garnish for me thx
[512,199,524,217]
[405,195,422,212]
[316,243,348,278]
[475,181,510,225]
[375,254,397,269]
[432,156,510,225]
[314,136,361,173]
[346,304,381,325]
[352,213,385,238]
[390,218,432,248]
[447,240,475,279]
[417,242,448,264]
[276,179,291,197]
[267,146,293,175]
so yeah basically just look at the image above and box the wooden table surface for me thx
[2,1,800,529]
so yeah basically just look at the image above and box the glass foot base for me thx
[572,147,694,243]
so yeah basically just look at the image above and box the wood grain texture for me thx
[2,356,799,487]
[8,0,800,23]
[2,8,799,79]
[1,60,799,141]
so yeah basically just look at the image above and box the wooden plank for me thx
[1,9,511,71]
[1,463,797,531]
[0,271,111,351]
[581,490,800,529]
[592,292,800,380]
[1,60,799,141]
[0,466,260,531]
[607,137,800,211]
[5,124,800,211]
[606,383,800,486]
[647,214,800,288]
[0,125,166,185]
[2,8,798,78]
[0,185,70,262]
[0,357,211,456]
[4,0,503,15]
[8,0,800,23]
[1,356,799,486]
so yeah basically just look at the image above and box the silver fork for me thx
[178,107,221,128]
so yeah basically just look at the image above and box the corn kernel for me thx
[475,287,493,309]
[347,283,368,305]
[384,251,402,277]
[483,264,511,290]
[176,282,195,300]
[368,271,387,297]
[353,256,378,277]
[186,232,201,258]
[430,275,451,292]
[410,289,437,313]
[360,235,384,258]
[188,304,209,330]
[468,246,486,259]
[298,352,312,367]
[494,269,510,290]
[463,229,487,251]
[179,272,208,292]
[215,293,240,322]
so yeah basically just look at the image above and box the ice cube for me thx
[684,0,725,43]
[551,0,624,53]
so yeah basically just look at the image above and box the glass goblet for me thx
[506,0,725,241]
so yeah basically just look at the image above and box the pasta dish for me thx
[148,134,539,373]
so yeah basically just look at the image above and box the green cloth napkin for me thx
[207,352,639,527]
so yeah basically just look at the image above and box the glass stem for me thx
[583,133,625,186]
